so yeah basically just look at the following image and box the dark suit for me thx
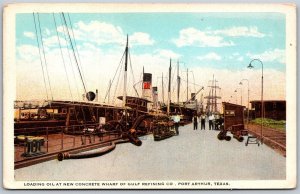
[193,116,198,130]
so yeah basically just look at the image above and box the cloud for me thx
[155,49,181,59]
[130,32,154,46]
[173,27,234,47]
[23,31,35,39]
[247,49,285,64]
[213,26,265,38]
[190,67,285,105]
[197,52,221,61]
[16,42,285,105]
[43,28,51,36]
[237,56,244,61]
[57,20,154,47]
[173,26,265,48]
[74,20,124,45]
[17,44,39,62]
[43,36,68,48]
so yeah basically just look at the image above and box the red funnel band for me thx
[143,82,151,89]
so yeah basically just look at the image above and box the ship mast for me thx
[204,74,221,113]
[167,59,171,115]
[122,35,129,107]
[177,60,180,104]
[162,72,165,104]
[186,68,189,102]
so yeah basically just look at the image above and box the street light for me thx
[247,59,264,144]
[239,79,250,124]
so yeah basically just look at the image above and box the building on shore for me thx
[250,100,286,120]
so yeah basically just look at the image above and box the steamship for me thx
[14,33,175,142]
[14,13,180,166]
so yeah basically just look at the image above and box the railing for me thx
[14,124,122,162]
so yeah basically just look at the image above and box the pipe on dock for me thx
[126,128,142,146]
[217,130,231,141]
[57,139,129,161]
[57,114,155,161]
[233,135,244,142]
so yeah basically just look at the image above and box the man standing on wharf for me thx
[200,113,206,130]
[208,113,215,130]
[193,114,198,130]
[173,114,180,135]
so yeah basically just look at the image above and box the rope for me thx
[103,52,125,103]
[112,56,124,104]
[103,80,111,103]
[36,13,54,100]
[128,50,139,97]
[52,13,73,100]
[59,14,81,100]
[64,13,95,121]
[191,71,196,92]
[62,12,87,95]
[67,13,87,89]
[32,13,49,100]
[61,13,88,125]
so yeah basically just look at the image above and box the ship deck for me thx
[15,122,285,181]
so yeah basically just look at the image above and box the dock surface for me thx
[15,123,285,181]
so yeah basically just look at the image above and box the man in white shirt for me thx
[200,113,206,130]
[208,113,215,130]
[172,115,180,135]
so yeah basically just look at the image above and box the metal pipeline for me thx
[57,139,129,161]
[217,130,231,141]
[126,128,142,146]
[233,135,244,142]
[57,114,154,161]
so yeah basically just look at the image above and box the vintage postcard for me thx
[3,3,296,189]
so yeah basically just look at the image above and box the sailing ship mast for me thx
[162,72,165,104]
[177,60,180,104]
[167,59,171,115]
[186,68,189,102]
[204,74,221,113]
[123,35,129,107]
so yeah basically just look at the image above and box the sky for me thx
[15,12,286,107]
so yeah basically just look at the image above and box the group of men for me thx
[193,113,224,130]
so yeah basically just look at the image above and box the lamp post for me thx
[239,79,250,124]
[247,59,264,144]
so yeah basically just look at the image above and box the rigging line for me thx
[66,13,87,89]
[103,52,125,102]
[171,62,177,87]
[60,13,81,100]
[103,80,111,103]
[171,63,177,92]
[62,12,87,95]
[112,55,124,104]
[52,13,73,101]
[128,50,139,97]
[65,15,96,126]
[180,78,202,87]
[191,71,196,92]
[32,13,49,100]
[37,13,54,101]
[138,72,143,95]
